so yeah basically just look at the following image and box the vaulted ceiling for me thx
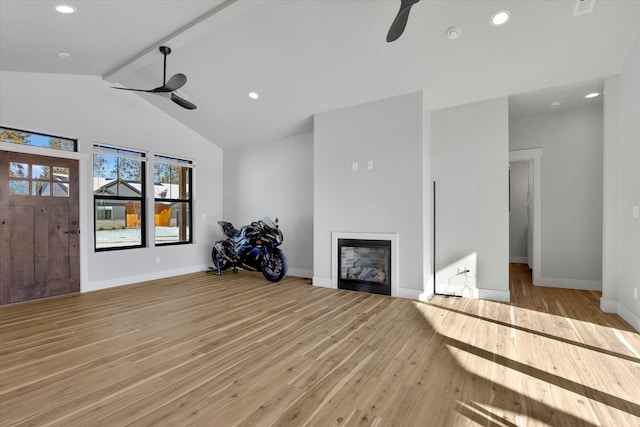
[2,0,639,148]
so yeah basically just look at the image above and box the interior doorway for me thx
[509,148,542,285]
[509,160,531,266]
[0,151,80,304]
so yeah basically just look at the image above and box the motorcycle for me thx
[211,217,287,282]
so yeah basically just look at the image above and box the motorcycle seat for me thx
[218,221,241,239]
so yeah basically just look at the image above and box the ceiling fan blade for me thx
[152,73,187,93]
[387,0,420,42]
[112,46,196,111]
[111,86,153,93]
[171,92,197,110]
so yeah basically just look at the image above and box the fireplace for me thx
[338,238,391,295]
[331,231,399,297]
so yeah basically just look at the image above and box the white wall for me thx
[602,33,640,329]
[0,71,223,292]
[510,102,603,290]
[510,160,529,263]
[223,132,314,277]
[313,91,428,298]
[431,97,510,301]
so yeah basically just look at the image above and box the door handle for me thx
[65,230,80,235]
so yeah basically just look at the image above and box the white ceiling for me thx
[2,0,639,148]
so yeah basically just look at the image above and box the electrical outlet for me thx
[457,267,472,276]
[155,256,161,264]
[465,266,473,276]
[634,287,638,300]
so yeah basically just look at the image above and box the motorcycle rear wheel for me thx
[261,249,287,282]
[212,246,231,271]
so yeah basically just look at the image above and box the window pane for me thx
[153,154,192,246]
[93,144,146,251]
[93,155,143,198]
[154,164,190,199]
[155,202,190,244]
[117,158,143,181]
[53,167,69,181]
[9,180,29,195]
[9,162,28,178]
[95,200,143,249]
[32,165,50,179]
[53,182,69,197]
[0,127,76,152]
[32,181,50,196]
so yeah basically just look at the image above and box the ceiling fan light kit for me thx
[111,46,197,110]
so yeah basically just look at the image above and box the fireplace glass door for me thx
[338,239,391,296]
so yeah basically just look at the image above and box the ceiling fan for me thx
[387,0,421,42]
[111,46,197,110]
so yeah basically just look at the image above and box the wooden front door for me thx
[0,151,80,305]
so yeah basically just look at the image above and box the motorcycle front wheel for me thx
[212,246,231,271]
[261,249,287,282]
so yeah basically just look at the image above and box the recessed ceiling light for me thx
[584,92,600,99]
[55,4,76,14]
[550,101,561,109]
[491,10,511,26]
[57,52,71,58]
[248,92,260,100]
[446,26,462,40]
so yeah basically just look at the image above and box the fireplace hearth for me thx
[338,238,391,296]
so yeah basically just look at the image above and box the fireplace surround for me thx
[331,232,399,297]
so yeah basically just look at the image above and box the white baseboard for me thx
[600,298,639,332]
[509,256,528,264]
[617,302,640,332]
[600,297,618,313]
[473,288,511,302]
[83,264,209,293]
[287,268,313,279]
[600,298,640,332]
[536,276,602,291]
[312,277,332,288]
[418,290,434,302]
[397,287,424,301]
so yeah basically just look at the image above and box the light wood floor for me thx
[1,264,638,426]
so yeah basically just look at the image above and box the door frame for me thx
[1,141,90,293]
[509,148,542,285]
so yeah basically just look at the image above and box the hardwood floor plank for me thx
[1,267,638,426]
